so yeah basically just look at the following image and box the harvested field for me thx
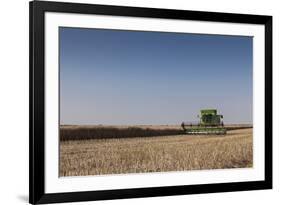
[59,127,253,176]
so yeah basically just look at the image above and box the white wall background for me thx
[0,0,279,204]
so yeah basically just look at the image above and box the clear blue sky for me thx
[59,27,253,125]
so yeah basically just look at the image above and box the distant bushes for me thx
[59,125,253,141]
[226,126,253,131]
[60,127,184,141]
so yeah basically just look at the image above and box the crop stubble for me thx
[59,127,252,176]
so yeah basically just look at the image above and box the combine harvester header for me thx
[181,109,227,135]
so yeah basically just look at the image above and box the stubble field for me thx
[59,126,253,176]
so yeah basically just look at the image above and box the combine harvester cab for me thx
[181,109,227,135]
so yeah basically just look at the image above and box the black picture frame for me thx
[29,0,272,204]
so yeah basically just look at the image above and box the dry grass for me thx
[59,128,253,176]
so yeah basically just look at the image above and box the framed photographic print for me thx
[29,0,272,204]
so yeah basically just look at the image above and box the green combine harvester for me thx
[181,109,227,135]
